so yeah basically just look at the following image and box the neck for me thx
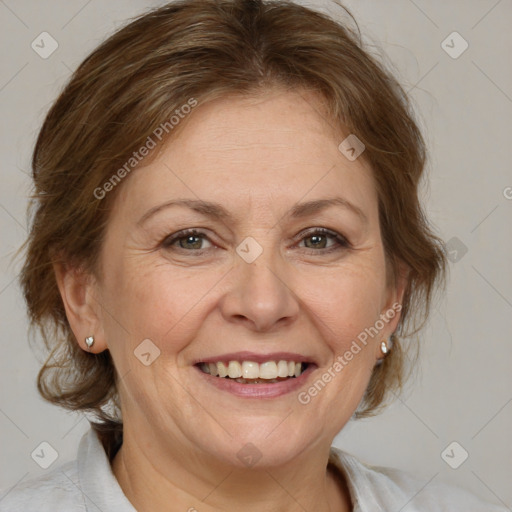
[111,427,352,512]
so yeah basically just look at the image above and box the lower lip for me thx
[194,365,316,398]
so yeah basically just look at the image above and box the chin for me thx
[190,416,322,470]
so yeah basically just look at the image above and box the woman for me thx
[0,0,506,510]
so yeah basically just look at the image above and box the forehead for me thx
[112,89,377,223]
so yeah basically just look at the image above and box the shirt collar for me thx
[77,426,377,512]
[77,427,136,511]
[328,446,384,512]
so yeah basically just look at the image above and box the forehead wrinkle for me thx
[136,195,368,229]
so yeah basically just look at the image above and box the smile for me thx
[198,360,309,383]
[193,351,317,398]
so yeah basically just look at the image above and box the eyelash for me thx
[161,227,350,256]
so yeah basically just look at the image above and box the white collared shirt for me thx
[0,427,507,511]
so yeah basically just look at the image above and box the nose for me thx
[219,253,300,332]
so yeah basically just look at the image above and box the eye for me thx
[161,227,350,256]
[162,229,213,252]
[297,228,350,253]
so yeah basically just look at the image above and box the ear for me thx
[378,260,409,345]
[53,260,108,354]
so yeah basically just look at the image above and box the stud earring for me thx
[380,339,389,355]
[85,336,95,350]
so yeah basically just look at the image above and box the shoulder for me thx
[329,447,508,512]
[0,460,84,512]
[0,427,134,512]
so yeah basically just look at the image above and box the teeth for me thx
[235,377,282,384]
[259,361,278,379]
[242,361,259,379]
[217,362,228,377]
[208,363,218,376]
[228,361,242,378]
[277,360,289,378]
[200,360,309,380]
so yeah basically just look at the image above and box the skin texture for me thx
[56,88,406,512]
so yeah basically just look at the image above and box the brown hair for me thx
[20,0,446,454]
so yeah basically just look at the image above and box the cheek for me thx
[99,234,389,362]
[294,274,385,433]
[100,258,219,349]
[301,261,388,341]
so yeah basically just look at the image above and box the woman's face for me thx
[89,89,403,468]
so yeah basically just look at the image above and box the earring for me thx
[380,339,389,355]
[85,336,95,350]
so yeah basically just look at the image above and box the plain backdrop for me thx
[0,0,511,508]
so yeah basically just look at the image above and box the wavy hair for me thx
[19,0,446,456]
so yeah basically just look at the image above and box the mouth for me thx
[193,354,316,398]
[196,360,311,384]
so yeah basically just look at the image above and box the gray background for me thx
[1,0,511,508]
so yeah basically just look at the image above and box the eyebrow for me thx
[137,197,368,226]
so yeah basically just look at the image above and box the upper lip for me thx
[193,351,316,365]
